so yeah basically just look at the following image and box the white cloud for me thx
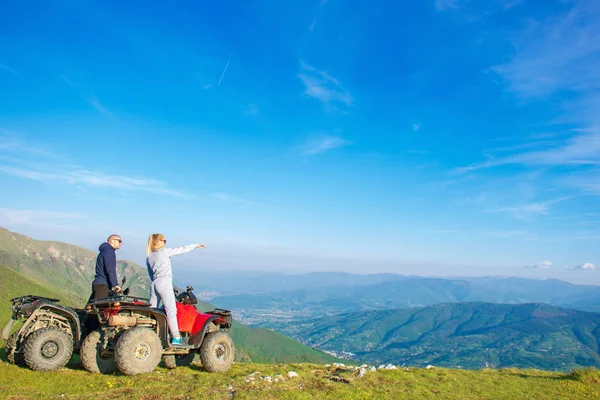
[559,169,600,196]
[86,93,115,118]
[0,129,55,157]
[298,61,353,113]
[523,261,552,269]
[486,197,570,219]
[243,103,259,116]
[565,262,596,271]
[493,1,600,98]
[211,193,256,206]
[0,63,19,75]
[454,131,600,173]
[0,208,84,231]
[435,0,522,14]
[299,135,351,155]
[480,229,537,240]
[0,166,189,198]
[451,1,600,200]
[61,75,115,118]
[435,0,462,11]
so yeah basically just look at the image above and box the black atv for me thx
[2,277,130,371]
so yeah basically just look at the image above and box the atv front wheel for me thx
[162,352,196,369]
[114,327,162,375]
[200,332,234,373]
[22,327,73,371]
[80,330,116,374]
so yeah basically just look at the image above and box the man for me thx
[90,234,122,299]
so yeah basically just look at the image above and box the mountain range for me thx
[208,274,600,323]
[266,302,600,371]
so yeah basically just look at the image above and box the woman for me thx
[146,233,207,345]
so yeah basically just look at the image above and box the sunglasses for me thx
[160,239,167,243]
[112,239,122,243]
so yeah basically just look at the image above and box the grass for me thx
[0,354,599,400]
[0,264,85,327]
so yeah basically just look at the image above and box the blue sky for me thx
[1,0,599,284]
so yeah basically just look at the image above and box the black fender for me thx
[38,302,83,342]
[190,315,224,349]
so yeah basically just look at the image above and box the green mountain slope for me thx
[267,302,600,371]
[0,227,339,365]
[0,264,86,329]
[0,227,149,298]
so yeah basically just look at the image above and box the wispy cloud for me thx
[486,197,570,219]
[407,149,429,155]
[523,261,552,269]
[86,94,115,118]
[243,103,259,116]
[435,0,523,14]
[0,63,19,75]
[61,75,115,118]
[309,0,329,33]
[0,129,55,157]
[299,135,351,155]
[454,130,600,173]
[480,229,537,240]
[493,1,600,98]
[559,169,600,196]
[0,166,190,198]
[298,61,353,113]
[217,57,231,87]
[451,1,600,209]
[0,208,84,231]
[211,193,256,206]
[565,262,596,271]
[434,0,463,11]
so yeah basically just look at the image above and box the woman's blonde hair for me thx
[146,233,165,256]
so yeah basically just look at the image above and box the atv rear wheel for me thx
[23,327,73,371]
[80,330,116,374]
[162,352,196,369]
[6,331,25,366]
[200,331,234,373]
[114,327,162,375]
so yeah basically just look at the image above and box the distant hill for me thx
[189,270,408,295]
[211,275,600,321]
[266,302,600,371]
[0,227,340,365]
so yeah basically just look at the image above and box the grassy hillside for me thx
[0,264,86,327]
[0,361,598,399]
[267,302,600,371]
[229,322,340,364]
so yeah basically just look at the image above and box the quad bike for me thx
[2,294,87,371]
[2,277,132,371]
[81,283,235,376]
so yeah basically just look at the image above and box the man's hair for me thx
[107,234,121,241]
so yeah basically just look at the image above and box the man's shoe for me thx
[171,336,183,346]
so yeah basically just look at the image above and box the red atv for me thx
[81,283,235,376]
